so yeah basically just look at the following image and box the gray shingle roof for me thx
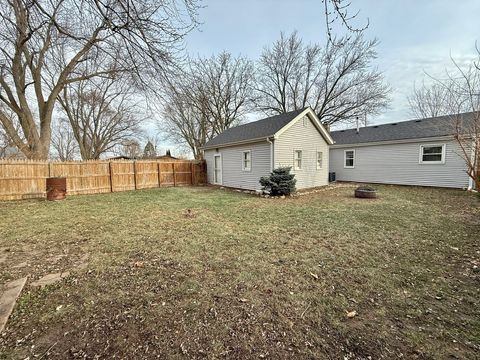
[203,108,307,148]
[331,112,476,145]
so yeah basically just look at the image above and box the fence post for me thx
[109,162,114,192]
[48,162,52,177]
[133,161,137,190]
[157,162,162,187]
[173,162,176,187]
[191,162,195,185]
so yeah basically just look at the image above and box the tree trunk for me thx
[28,137,51,159]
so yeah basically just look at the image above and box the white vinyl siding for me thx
[274,115,330,189]
[204,141,271,190]
[329,139,470,188]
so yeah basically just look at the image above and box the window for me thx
[294,150,302,170]
[316,151,323,169]
[344,150,355,168]
[242,150,251,171]
[419,144,445,164]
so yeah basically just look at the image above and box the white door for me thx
[213,154,222,184]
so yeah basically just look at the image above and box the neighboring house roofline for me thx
[330,111,476,146]
[330,135,456,148]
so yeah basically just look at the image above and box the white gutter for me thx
[201,136,271,151]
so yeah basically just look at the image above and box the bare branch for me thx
[322,0,369,44]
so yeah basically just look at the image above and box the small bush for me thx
[259,167,296,196]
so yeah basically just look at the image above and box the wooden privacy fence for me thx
[0,159,207,201]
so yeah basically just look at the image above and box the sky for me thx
[182,0,480,125]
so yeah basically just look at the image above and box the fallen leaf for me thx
[346,310,357,318]
[56,305,63,311]
[238,298,248,303]
[309,272,319,280]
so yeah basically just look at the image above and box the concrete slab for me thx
[0,277,28,333]
[31,272,70,287]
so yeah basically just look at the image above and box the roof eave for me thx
[201,136,273,150]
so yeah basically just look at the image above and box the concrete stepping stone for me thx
[31,272,70,287]
[0,277,27,333]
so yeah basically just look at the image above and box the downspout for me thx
[266,137,273,172]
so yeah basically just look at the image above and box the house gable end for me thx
[273,108,334,145]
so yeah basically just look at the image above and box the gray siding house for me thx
[202,108,334,190]
[329,113,475,189]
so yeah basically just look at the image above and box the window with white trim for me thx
[294,150,302,170]
[344,150,355,168]
[419,144,445,164]
[316,151,323,169]
[242,150,251,171]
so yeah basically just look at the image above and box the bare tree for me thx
[0,107,23,158]
[113,139,142,159]
[435,53,480,190]
[0,0,199,159]
[50,118,78,161]
[193,52,255,135]
[57,74,143,160]
[0,127,11,158]
[255,32,390,126]
[408,81,451,119]
[159,52,255,158]
[161,83,211,159]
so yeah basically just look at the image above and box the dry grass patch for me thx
[0,185,479,359]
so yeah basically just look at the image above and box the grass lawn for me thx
[0,185,479,359]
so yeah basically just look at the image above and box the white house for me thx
[329,113,476,189]
[202,107,334,190]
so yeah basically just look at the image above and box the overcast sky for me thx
[184,0,480,125]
